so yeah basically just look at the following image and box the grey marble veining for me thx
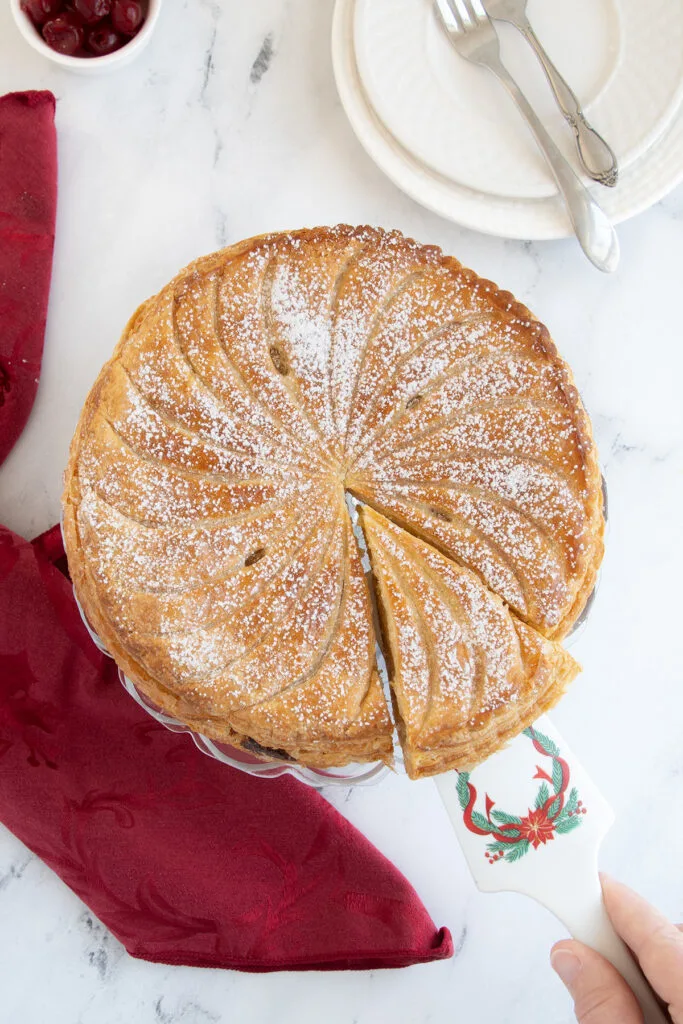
[1,1,682,1021]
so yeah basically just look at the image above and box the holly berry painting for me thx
[457,727,587,865]
[20,0,148,57]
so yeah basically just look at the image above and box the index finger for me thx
[602,875,683,1015]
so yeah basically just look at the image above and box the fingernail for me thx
[551,949,582,988]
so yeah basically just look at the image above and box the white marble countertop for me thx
[1,1,682,1021]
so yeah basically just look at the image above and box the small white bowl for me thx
[10,0,162,73]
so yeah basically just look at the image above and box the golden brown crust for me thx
[346,248,603,639]
[359,506,580,778]
[63,225,603,774]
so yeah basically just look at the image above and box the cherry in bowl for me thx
[87,21,121,54]
[111,0,143,35]
[42,11,84,55]
[20,0,61,25]
[72,0,111,25]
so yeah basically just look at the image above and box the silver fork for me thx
[483,0,618,187]
[434,0,619,273]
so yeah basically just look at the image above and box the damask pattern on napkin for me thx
[0,524,452,971]
[0,91,57,467]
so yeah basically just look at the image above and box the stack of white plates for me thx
[332,0,683,238]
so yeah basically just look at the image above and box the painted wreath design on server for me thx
[457,727,587,864]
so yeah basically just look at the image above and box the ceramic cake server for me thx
[434,716,670,1023]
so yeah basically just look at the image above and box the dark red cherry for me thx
[42,11,84,53]
[72,0,110,24]
[111,0,142,35]
[20,0,62,26]
[87,21,121,54]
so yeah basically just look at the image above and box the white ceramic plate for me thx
[332,0,683,239]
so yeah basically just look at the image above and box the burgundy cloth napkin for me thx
[0,89,452,970]
[0,91,57,466]
[0,524,453,969]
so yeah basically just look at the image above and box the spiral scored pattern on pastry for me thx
[359,507,580,778]
[63,226,604,778]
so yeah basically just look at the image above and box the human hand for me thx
[550,875,683,1023]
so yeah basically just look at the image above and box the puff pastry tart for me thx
[63,226,603,778]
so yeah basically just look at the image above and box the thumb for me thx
[551,940,644,1024]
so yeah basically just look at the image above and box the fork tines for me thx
[449,0,488,29]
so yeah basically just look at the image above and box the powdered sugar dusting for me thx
[270,261,332,378]
[66,225,601,769]
[363,511,558,763]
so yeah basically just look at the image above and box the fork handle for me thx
[520,19,618,187]
[486,59,619,272]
